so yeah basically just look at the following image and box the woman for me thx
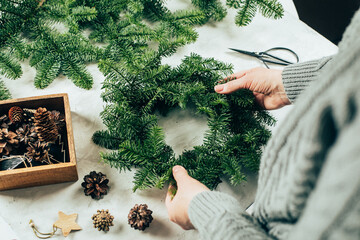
[165,8,360,240]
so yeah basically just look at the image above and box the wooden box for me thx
[0,93,78,190]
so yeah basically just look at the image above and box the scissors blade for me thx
[229,48,258,57]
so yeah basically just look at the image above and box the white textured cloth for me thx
[188,8,360,240]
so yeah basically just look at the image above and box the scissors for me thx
[229,47,299,68]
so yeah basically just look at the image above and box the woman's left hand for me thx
[165,165,210,230]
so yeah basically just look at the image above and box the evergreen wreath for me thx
[0,0,283,89]
[93,52,275,191]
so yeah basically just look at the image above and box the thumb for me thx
[214,75,251,94]
[172,165,191,185]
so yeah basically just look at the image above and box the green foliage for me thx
[0,0,100,89]
[0,52,22,80]
[227,0,284,26]
[0,0,279,190]
[94,49,275,190]
[0,0,283,91]
[0,78,11,100]
[233,0,257,27]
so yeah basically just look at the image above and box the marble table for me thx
[0,1,338,239]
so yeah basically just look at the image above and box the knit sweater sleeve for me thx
[188,191,273,240]
[282,56,333,103]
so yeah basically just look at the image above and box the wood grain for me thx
[0,93,78,190]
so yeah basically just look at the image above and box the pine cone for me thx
[128,204,153,231]
[23,108,36,122]
[81,171,109,200]
[0,114,12,129]
[26,141,50,163]
[8,106,24,123]
[50,110,65,131]
[34,107,59,143]
[92,209,114,232]
[0,128,19,155]
[16,124,38,145]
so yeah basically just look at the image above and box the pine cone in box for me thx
[23,108,36,122]
[92,209,114,232]
[34,107,59,143]
[50,110,65,131]
[0,114,12,129]
[0,128,19,155]
[26,141,50,164]
[8,106,24,123]
[128,204,153,231]
[81,171,109,200]
[16,124,38,145]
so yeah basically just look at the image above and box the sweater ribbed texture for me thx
[189,191,270,240]
[188,8,360,240]
[282,56,333,103]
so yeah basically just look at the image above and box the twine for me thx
[29,220,58,239]
[0,155,32,168]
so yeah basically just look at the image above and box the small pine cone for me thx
[23,108,36,122]
[16,124,38,145]
[128,204,153,231]
[0,114,12,129]
[92,209,114,232]
[81,171,109,200]
[8,106,24,123]
[26,141,50,163]
[0,128,19,155]
[34,107,59,143]
[50,110,65,131]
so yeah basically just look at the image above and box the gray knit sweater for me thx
[188,9,360,240]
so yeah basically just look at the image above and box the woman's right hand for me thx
[214,67,291,110]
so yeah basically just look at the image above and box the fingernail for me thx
[173,165,182,173]
[214,85,224,92]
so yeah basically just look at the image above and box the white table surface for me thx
[0,1,338,239]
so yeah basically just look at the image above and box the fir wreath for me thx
[93,52,275,190]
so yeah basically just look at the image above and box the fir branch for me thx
[6,36,30,60]
[0,0,283,91]
[0,78,11,100]
[71,6,97,22]
[256,0,284,19]
[222,156,247,185]
[132,168,158,191]
[92,130,124,150]
[234,0,257,27]
[34,58,60,88]
[62,59,93,89]
[100,151,133,172]
[0,52,22,79]
[141,0,169,22]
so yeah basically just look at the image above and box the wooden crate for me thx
[0,93,78,190]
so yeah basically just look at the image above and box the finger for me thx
[219,70,247,84]
[172,165,191,187]
[253,92,265,109]
[165,185,172,207]
[214,76,251,94]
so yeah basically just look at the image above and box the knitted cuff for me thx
[282,56,333,103]
[188,191,242,230]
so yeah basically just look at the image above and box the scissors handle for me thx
[259,47,299,68]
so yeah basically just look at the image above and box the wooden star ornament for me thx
[54,211,82,237]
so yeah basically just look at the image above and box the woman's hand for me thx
[215,67,291,110]
[165,165,210,230]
